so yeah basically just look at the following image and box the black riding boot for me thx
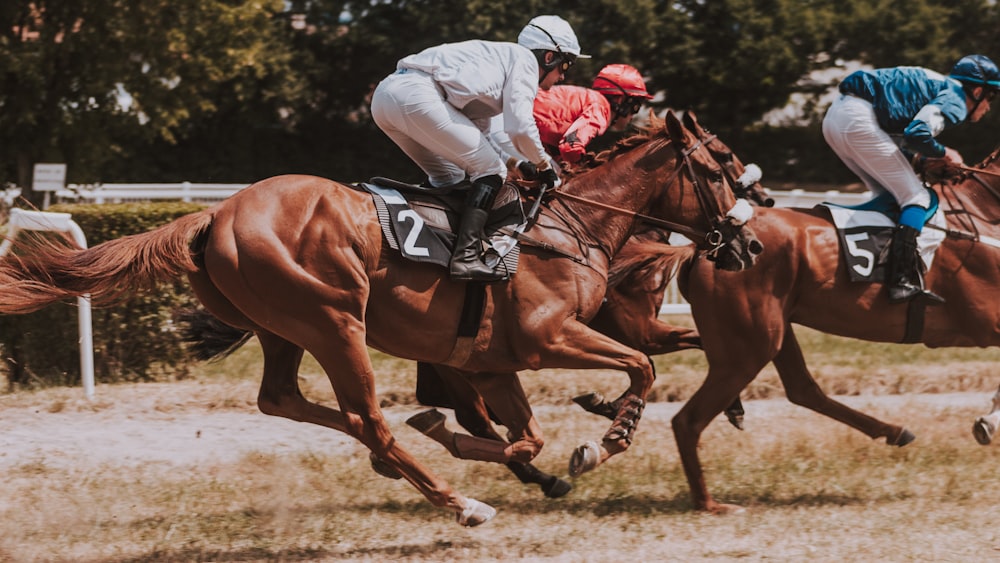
[450,176,504,282]
[887,224,944,304]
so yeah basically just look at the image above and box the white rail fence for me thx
[13,182,871,316]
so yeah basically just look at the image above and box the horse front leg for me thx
[672,361,762,514]
[973,384,1000,445]
[436,365,571,498]
[529,321,655,477]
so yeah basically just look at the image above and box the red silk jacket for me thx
[533,85,612,164]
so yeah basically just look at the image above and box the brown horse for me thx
[401,111,769,494]
[0,110,760,526]
[668,148,1000,514]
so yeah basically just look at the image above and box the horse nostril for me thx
[749,239,764,256]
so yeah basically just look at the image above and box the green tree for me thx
[0,0,302,201]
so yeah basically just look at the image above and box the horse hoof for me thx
[573,392,604,410]
[572,392,619,421]
[973,417,995,446]
[406,409,446,434]
[891,428,916,447]
[568,440,601,477]
[725,411,744,431]
[541,475,573,498]
[369,452,402,479]
[456,498,496,527]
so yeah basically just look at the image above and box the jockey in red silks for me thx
[533,64,655,165]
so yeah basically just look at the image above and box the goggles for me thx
[557,54,577,73]
[528,23,577,74]
[610,96,643,119]
[622,97,643,115]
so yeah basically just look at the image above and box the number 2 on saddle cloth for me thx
[360,176,527,275]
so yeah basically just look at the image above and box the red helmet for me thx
[592,64,653,99]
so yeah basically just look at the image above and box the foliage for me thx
[3,1,1000,194]
[0,0,300,200]
[0,202,206,389]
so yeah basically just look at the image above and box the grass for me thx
[3,315,1000,561]
[3,399,1000,561]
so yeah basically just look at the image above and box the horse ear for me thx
[665,110,690,147]
[648,109,664,129]
[682,110,701,134]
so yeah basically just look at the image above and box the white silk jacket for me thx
[397,40,550,166]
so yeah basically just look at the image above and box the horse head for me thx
[682,110,774,208]
[657,110,763,271]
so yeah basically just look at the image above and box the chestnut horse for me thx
[0,110,760,526]
[668,147,1000,514]
[400,111,770,494]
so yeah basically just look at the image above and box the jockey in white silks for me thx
[370,15,589,282]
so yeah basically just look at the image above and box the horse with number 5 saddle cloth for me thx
[664,147,1000,515]
[0,110,760,527]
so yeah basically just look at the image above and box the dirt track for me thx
[1,383,991,471]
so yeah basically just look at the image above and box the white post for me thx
[0,208,95,399]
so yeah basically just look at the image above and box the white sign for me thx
[32,163,67,192]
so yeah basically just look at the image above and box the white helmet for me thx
[517,15,590,59]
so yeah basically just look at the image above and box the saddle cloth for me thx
[821,189,946,283]
[361,179,525,276]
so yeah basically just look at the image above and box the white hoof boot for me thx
[456,498,496,527]
[568,440,601,477]
[973,417,995,446]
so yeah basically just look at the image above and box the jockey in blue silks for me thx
[823,55,1000,303]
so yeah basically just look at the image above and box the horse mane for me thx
[562,112,668,178]
[606,238,695,291]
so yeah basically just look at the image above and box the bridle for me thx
[549,137,751,257]
[698,132,775,208]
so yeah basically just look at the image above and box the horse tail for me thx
[0,210,214,314]
[175,306,253,362]
[607,240,697,291]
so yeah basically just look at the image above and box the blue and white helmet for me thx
[949,54,1000,89]
[517,15,590,59]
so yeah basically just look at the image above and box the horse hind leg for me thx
[972,384,1000,445]
[405,365,571,498]
[308,331,495,527]
[774,327,915,447]
[252,329,492,526]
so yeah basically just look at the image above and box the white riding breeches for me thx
[371,69,507,187]
[822,94,930,210]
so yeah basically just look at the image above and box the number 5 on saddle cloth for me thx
[821,188,946,283]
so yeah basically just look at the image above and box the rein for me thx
[919,165,1000,248]
[548,138,732,250]
[552,189,708,241]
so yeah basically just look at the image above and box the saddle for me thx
[359,177,528,276]
[821,188,946,343]
[820,188,945,283]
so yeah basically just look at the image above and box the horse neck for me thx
[944,161,1000,223]
[563,137,681,254]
